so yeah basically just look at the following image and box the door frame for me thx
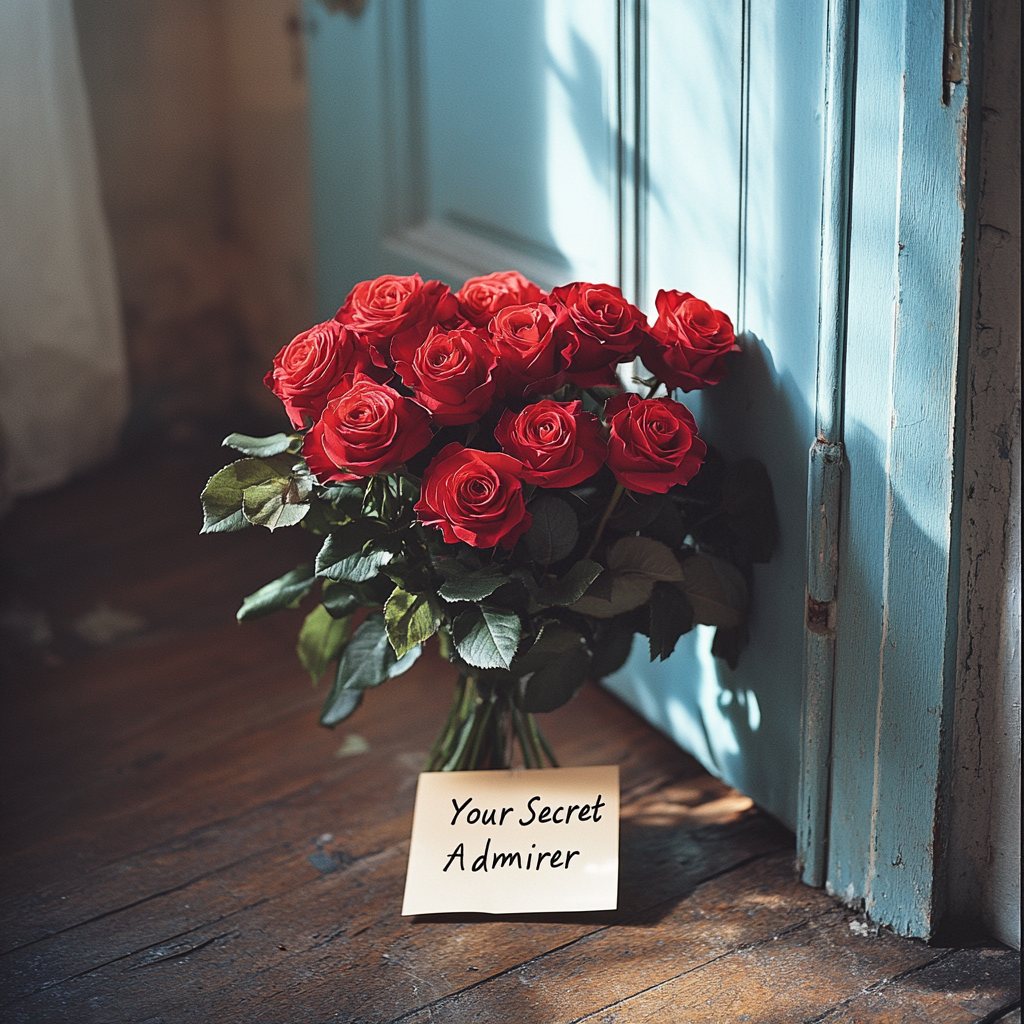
[797,0,978,938]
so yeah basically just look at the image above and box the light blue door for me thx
[305,0,974,939]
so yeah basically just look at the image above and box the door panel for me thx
[307,0,620,299]
[645,0,742,312]
[605,0,823,830]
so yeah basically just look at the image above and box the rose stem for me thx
[525,714,546,768]
[534,719,560,768]
[461,698,492,770]
[584,482,625,560]
[511,706,536,769]
[426,674,467,769]
[441,677,480,770]
[645,382,663,399]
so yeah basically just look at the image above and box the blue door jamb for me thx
[797,0,858,889]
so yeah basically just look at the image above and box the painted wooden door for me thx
[304,0,974,938]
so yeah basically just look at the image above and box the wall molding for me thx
[382,219,569,291]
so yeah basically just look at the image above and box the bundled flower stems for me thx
[202,272,778,770]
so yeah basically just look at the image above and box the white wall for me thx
[72,0,315,433]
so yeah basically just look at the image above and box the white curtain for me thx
[0,0,128,513]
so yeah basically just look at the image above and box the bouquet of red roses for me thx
[201,271,777,770]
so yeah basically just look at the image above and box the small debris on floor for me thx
[307,850,355,875]
[849,919,878,937]
[335,734,370,758]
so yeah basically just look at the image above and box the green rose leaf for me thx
[200,454,297,533]
[333,612,396,690]
[315,520,392,581]
[678,553,749,627]
[237,564,315,621]
[388,646,422,679]
[722,459,780,563]
[520,650,591,713]
[394,474,420,505]
[608,491,667,532]
[361,475,390,519]
[321,580,364,619]
[385,586,442,658]
[384,560,434,594]
[606,536,685,581]
[242,472,312,531]
[453,604,522,670]
[320,612,423,727]
[319,685,363,727]
[361,571,400,606]
[567,571,655,618]
[589,617,636,680]
[438,564,511,602]
[639,499,687,549]
[525,495,579,566]
[321,483,366,523]
[648,581,694,662]
[518,623,591,713]
[297,605,352,683]
[532,559,604,607]
[711,622,750,671]
[222,432,297,457]
[513,621,585,673]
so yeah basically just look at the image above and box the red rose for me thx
[639,290,739,391]
[605,392,706,494]
[455,271,546,328]
[549,282,648,387]
[302,374,432,482]
[495,399,606,488]
[415,443,532,549]
[264,320,376,429]
[392,326,497,426]
[335,274,458,369]
[487,302,571,397]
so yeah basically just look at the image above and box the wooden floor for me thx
[0,440,1019,1024]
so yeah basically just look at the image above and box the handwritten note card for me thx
[402,765,619,916]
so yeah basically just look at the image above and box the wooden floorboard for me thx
[0,441,1019,1023]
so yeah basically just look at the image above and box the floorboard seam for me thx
[568,909,837,1024]
[381,846,791,1024]
[0,761,415,929]
[0,846,275,955]
[976,999,1022,1024]
[0,897,276,1009]
[799,946,957,1023]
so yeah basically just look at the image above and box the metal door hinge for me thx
[943,0,965,104]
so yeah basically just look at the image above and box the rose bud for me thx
[605,392,707,494]
[263,320,378,429]
[455,270,546,328]
[302,374,433,482]
[392,326,497,426]
[335,274,458,369]
[487,302,572,397]
[549,282,649,387]
[639,289,740,391]
[415,443,532,550]
[495,399,606,488]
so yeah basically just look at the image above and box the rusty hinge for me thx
[943,0,965,104]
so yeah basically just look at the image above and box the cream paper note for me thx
[402,765,619,916]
